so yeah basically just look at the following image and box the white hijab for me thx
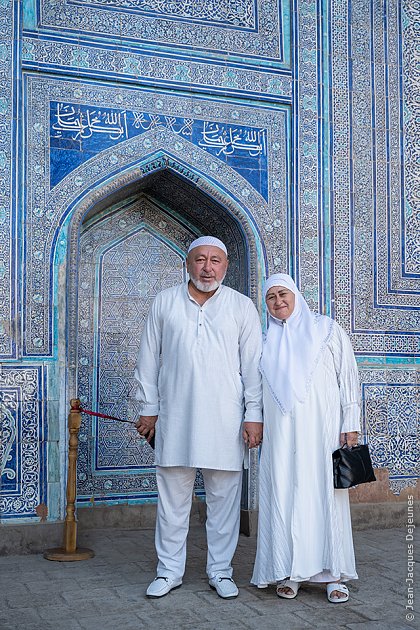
[260,273,333,414]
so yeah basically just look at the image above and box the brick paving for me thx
[0,526,418,629]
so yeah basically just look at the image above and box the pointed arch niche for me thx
[62,155,266,512]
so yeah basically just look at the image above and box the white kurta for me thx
[134,283,262,471]
[251,321,360,586]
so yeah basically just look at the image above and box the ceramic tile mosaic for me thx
[0,365,47,520]
[0,0,418,521]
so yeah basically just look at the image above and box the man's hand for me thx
[243,422,263,448]
[340,431,358,448]
[135,415,158,443]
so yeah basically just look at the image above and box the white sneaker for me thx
[209,574,239,599]
[146,576,182,598]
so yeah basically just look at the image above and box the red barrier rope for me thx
[79,407,136,424]
[79,407,155,448]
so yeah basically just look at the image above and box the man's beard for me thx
[189,273,226,293]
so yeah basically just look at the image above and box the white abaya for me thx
[251,321,360,586]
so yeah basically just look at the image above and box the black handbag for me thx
[332,444,376,489]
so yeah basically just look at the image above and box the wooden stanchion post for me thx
[44,398,94,561]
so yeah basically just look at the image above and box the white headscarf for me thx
[188,236,227,255]
[260,273,333,414]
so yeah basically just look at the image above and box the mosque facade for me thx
[0,1,418,529]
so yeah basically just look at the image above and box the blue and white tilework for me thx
[24,77,288,357]
[0,366,47,520]
[360,368,419,495]
[29,0,291,70]
[0,0,418,521]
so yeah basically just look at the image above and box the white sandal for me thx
[326,582,349,603]
[276,579,300,599]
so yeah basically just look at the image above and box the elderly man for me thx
[134,235,262,599]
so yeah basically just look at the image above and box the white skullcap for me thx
[264,273,298,296]
[188,236,228,255]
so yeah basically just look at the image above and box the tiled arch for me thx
[61,155,265,508]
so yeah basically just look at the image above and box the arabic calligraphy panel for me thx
[50,102,269,198]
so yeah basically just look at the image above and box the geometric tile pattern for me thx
[75,0,258,29]
[72,179,263,504]
[360,367,419,494]
[76,200,188,501]
[401,1,420,276]
[293,0,323,309]
[34,0,290,70]
[331,0,420,356]
[0,0,418,521]
[22,39,293,100]
[74,190,253,504]
[23,75,289,357]
[0,0,15,360]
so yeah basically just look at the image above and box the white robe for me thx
[251,321,360,586]
[134,283,262,471]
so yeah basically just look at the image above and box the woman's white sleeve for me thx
[330,322,361,434]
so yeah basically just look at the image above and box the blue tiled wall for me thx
[0,0,418,522]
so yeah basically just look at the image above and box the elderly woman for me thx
[251,274,360,603]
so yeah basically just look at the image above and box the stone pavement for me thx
[0,525,418,630]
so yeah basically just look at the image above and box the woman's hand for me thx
[340,431,359,448]
[243,422,263,448]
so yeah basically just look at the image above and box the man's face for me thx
[187,246,228,293]
[265,285,296,320]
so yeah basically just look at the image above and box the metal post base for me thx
[43,547,95,562]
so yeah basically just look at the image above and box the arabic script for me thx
[199,122,266,157]
[52,103,128,141]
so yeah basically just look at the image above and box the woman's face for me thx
[265,285,296,320]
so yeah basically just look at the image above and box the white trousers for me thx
[155,466,243,580]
